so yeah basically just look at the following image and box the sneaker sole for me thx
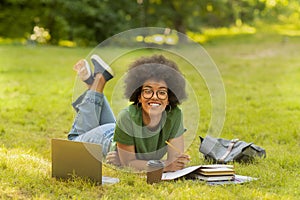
[82,60,92,79]
[82,60,94,85]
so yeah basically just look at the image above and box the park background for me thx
[0,0,300,199]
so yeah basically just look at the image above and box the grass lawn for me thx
[0,32,300,199]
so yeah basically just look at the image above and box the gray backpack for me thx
[199,136,266,164]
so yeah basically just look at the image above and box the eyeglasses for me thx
[142,88,168,100]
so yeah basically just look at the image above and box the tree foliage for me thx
[0,0,299,46]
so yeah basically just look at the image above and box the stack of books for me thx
[162,164,257,185]
[188,164,235,182]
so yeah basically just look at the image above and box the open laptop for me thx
[51,138,104,184]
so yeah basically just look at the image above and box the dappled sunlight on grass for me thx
[272,24,300,36]
[0,147,110,199]
[187,24,256,44]
[0,37,27,45]
[0,147,50,176]
[58,40,77,47]
[203,24,256,36]
[0,147,50,199]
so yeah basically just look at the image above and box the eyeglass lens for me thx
[142,89,168,100]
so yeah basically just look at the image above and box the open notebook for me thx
[51,138,119,184]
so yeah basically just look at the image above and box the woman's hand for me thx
[106,151,121,166]
[164,154,190,172]
[164,136,190,172]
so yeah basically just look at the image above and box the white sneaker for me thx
[91,54,114,81]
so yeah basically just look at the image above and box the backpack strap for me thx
[219,139,239,163]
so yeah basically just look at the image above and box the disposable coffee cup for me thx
[146,160,165,184]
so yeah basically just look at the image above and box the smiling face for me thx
[139,79,169,123]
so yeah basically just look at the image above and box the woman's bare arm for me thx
[117,135,190,172]
[117,142,148,171]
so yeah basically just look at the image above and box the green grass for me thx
[0,31,300,199]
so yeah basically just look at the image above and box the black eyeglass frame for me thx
[141,89,168,100]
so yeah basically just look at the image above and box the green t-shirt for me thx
[113,104,185,160]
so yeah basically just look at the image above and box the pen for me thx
[165,141,182,154]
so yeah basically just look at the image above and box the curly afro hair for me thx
[124,54,187,108]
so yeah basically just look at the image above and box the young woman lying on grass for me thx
[68,54,190,172]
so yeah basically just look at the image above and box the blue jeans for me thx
[68,90,116,157]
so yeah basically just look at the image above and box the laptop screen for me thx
[51,139,102,183]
